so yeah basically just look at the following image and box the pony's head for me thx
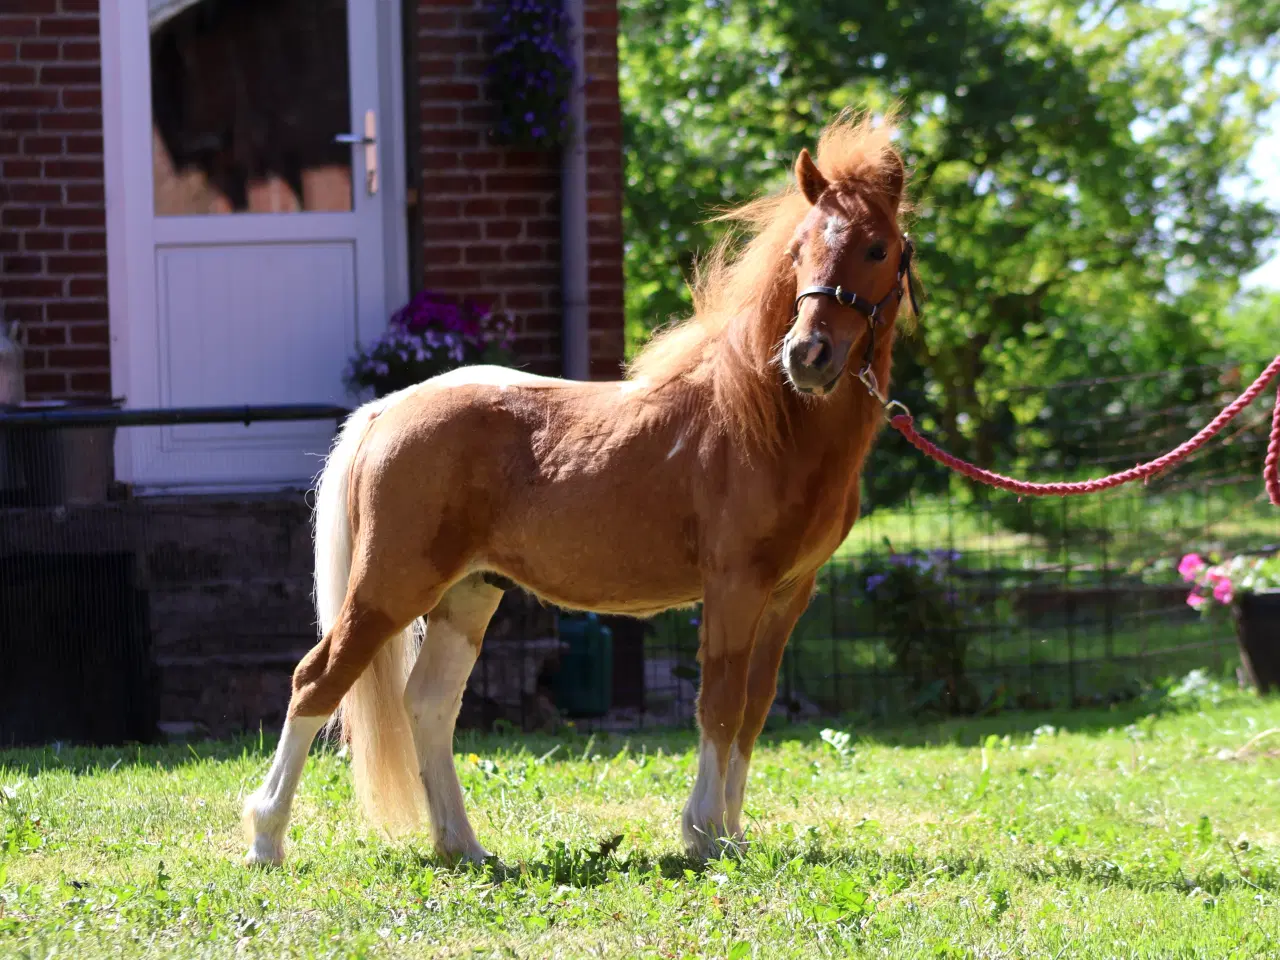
[781,129,915,397]
[628,109,917,450]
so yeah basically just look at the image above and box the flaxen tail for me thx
[313,390,426,833]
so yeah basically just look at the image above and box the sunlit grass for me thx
[3,686,1279,957]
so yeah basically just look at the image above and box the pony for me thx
[242,110,918,866]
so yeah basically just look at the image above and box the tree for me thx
[620,0,1277,505]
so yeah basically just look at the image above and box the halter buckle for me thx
[857,365,887,406]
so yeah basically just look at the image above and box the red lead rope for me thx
[884,354,1280,507]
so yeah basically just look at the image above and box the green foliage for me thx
[620,0,1278,506]
[857,548,977,711]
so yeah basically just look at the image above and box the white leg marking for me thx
[724,743,750,841]
[682,738,730,857]
[405,618,488,863]
[242,714,327,867]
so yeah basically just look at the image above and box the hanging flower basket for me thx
[344,291,516,399]
[485,0,575,149]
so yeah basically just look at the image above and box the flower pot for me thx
[1234,590,1280,693]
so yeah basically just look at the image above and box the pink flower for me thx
[1187,592,1206,610]
[1213,578,1234,605]
[1206,566,1226,585]
[1178,553,1205,582]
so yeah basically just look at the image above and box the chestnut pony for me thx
[243,112,917,866]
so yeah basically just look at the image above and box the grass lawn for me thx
[3,687,1280,958]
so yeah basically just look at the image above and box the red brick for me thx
[18,39,58,61]
[65,183,103,203]
[38,16,97,37]
[64,134,101,154]
[68,371,110,394]
[4,254,43,275]
[462,198,503,217]
[3,158,42,177]
[43,157,99,178]
[47,300,104,322]
[416,10,458,30]
[39,110,101,132]
[5,111,38,131]
[25,371,67,394]
[58,40,100,62]
[486,172,558,192]
[505,197,541,216]
[59,0,101,12]
[60,86,100,109]
[67,323,108,345]
[48,253,105,273]
[21,134,62,155]
[66,231,104,251]
[68,277,106,297]
[419,105,461,126]
[505,291,547,310]
[22,230,64,251]
[421,81,480,101]
[1,277,61,298]
[422,150,460,171]
[6,0,56,13]
[0,17,39,38]
[45,206,102,227]
[39,63,96,83]
[46,346,108,368]
[0,64,37,83]
[23,324,66,346]
[420,199,461,219]
[485,221,522,240]
[6,182,60,203]
[1,207,41,227]
[506,244,546,263]
[426,246,463,265]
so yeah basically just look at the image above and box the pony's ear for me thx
[795,148,828,205]
[882,150,906,209]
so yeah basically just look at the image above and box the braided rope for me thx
[887,354,1280,506]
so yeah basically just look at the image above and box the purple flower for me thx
[866,574,887,593]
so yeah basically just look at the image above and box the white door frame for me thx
[101,0,410,492]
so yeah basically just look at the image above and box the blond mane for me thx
[627,109,909,452]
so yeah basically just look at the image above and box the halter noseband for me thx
[792,234,919,403]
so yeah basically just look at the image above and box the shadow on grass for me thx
[400,830,1280,900]
[0,687,1263,777]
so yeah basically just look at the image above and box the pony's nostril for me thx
[809,337,832,370]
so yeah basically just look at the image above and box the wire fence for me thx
[1,364,1276,746]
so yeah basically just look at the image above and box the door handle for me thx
[335,110,378,196]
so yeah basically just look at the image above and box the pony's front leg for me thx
[724,575,816,842]
[682,578,769,859]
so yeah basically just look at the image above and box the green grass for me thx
[4,684,1280,958]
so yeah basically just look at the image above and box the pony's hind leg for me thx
[243,713,327,867]
[403,574,505,863]
[243,597,426,867]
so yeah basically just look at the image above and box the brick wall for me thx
[0,0,109,400]
[412,0,625,378]
[0,1,627,399]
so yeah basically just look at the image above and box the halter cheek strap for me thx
[792,235,919,402]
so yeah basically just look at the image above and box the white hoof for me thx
[437,841,491,866]
[245,835,284,868]
[683,805,732,860]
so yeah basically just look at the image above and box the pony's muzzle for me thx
[784,331,847,396]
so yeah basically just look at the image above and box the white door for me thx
[104,0,407,491]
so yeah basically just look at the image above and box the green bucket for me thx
[553,612,614,717]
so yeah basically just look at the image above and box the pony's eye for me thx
[866,242,888,262]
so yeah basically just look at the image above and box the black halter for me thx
[792,234,919,403]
